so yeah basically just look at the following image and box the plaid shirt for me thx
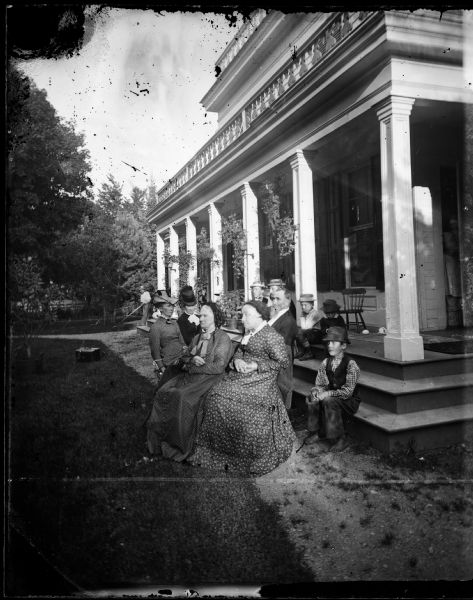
[314,353,360,400]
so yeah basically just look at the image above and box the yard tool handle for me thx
[114,302,145,326]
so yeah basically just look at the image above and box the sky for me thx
[17,6,244,197]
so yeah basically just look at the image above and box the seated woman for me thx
[189,300,296,476]
[146,302,233,462]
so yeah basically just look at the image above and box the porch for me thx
[293,327,473,452]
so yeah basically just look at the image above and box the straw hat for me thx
[299,293,315,303]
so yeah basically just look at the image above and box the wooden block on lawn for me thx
[75,347,101,362]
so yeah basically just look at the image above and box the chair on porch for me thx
[341,288,367,333]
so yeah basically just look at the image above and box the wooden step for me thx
[294,358,473,414]
[292,381,473,452]
[309,344,472,379]
[136,325,150,336]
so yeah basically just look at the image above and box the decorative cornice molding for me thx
[153,11,372,208]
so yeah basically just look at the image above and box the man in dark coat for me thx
[177,285,201,345]
[268,287,298,409]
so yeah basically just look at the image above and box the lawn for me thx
[7,335,312,594]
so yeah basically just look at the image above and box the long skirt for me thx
[190,372,295,475]
[146,371,225,461]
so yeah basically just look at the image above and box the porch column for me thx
[185,216,197,288]
[290,150,318,309]
[156,231,166,291]
[168,225,180,298]
[376,96,424,361]
[208,202,224,300]
[241,182,260,300]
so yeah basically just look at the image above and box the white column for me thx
[290,150,318,313]
[185,216,197,287]
[208,203,224,300]
[156,231,166,291]
[241,182,260,300]
[377,96,424,361]
[168,225,179,298]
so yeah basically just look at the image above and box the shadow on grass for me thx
[7,338,312,593]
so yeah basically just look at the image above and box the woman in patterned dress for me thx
[146,303,234,462]
[189,301,296,475]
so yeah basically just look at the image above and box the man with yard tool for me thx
[304,326,361,453]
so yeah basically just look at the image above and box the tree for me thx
[96,174,126,219]
[128,186,146,219]
[58,208,155,321]
[7,63,93,280]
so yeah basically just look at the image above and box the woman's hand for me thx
[234,358,257,373]
[191,355,206,366]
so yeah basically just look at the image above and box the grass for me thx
[7,336,312,592]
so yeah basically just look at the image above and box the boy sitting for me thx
[294,293,324,361]
[305,326,360,452]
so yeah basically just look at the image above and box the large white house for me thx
[147,10,472,365]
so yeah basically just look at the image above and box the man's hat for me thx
[268,278,285,288]
[322,299,341,313]
[153,292,178,305]
[323,326,350,344]
[179,285,197,306]
[250,281,266,288]
[299,293,315,303]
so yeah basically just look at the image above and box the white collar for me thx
[240,321,266,345]
[268,307,289,325]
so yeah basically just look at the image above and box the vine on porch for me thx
[163,247,195,292]
[220,214,247,278]
[260,179,297,256]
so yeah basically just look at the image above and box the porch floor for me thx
[340,327,473,362]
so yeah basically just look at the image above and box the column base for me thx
[384,334,424,362]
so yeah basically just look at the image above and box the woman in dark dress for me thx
[146,302,234,462]
[189,301,296,475]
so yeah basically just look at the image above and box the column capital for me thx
[289,149,310,171]
[375,96,415,121]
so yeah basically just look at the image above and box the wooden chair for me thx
[341,288,367,332]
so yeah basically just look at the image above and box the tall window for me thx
[315,157,383,291]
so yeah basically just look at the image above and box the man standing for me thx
[139,285,152,325]
[268,287,298,409]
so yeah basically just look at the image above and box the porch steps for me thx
[309,343,472,379]
[293,354,473,452]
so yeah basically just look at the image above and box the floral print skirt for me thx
[189,371,296,475]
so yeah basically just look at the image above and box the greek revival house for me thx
[147,10,473,449]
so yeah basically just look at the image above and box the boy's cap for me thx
[299,293,315,303]
[250,281,266,288]
[323,326,350,344]
[322,299,341,312]
[268,278,285,287]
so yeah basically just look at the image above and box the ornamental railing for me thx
[216,9,267,74]
[156,11,371,205]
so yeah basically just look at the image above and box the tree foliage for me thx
[7,64,93,279]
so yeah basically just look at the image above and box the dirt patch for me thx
[257,428,473,581]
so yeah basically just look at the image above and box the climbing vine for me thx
[220,213,247,278]
[260,179,297,256]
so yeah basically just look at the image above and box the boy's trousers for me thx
[306,395,360,439]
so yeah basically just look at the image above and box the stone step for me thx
[294,359,473,414]
[309,344,472,380]
[292,381,473,452]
